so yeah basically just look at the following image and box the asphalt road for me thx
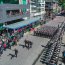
[0,16,65,65]
[35,16,65,65]
[0,34,49,65]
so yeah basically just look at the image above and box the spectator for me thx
[0,44,3,56]
[3,43,7,50]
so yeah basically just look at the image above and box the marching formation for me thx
[34,26,58,38]
[40,22,65,65]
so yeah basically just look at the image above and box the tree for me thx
[0,0,19,4]
[58,0,65,10]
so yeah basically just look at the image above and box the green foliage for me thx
[58,0,65,9]
[0,0,19,4]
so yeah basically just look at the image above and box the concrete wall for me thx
[0,4,30,23]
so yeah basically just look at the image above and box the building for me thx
[0,0,30,32]
[0,0,30,22]
[53,0,61,14]
[45,0,53,18]
[0,4,30,23]
[0,0,41,33]
[30,0,45,20]
[19,0,30,20]
[30,0,58,20]
[0,0,30,24]
[0,0,57,21]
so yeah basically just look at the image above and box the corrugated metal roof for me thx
[3,17,41,30]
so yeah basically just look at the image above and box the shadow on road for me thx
[19,44,25,48]
[41,45,46,47]
[19,44,32,50]
[7,53,16,59]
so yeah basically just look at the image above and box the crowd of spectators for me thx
[0,29,24,56]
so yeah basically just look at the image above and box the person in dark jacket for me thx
[0,44,3,56]
[14,48,18,58]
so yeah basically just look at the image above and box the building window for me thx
[6,10,23,17]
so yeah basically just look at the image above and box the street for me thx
[0,16,65,65]
[0,34,49,65]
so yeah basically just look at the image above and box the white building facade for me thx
[30,0,46,20]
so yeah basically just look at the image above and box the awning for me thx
[3,17,41,30]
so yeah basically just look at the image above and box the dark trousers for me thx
[15,53,18,57]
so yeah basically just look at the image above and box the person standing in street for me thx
[0,44,2,56]
[14,48,18,58]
